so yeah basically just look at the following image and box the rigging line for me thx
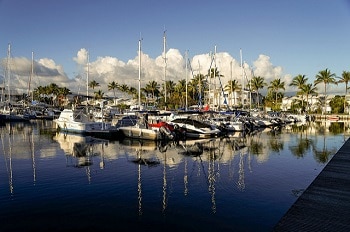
[242,65,251,91]
[187,58,202,108]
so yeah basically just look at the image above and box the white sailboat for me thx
[0,44,31,122]
[118,38,173,141]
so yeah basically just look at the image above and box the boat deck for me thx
[273,137,350,231]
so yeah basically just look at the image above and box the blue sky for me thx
[0,0,350,95]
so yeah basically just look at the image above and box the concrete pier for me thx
[273,138,350,231]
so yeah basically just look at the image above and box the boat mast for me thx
[138,37,142,110]
[86,51,90,108]
[163,30,167,110]
[28,51,34,101]
[214,46,217,108]
[230,60,233,107]
[185,50,188,111]
[7,43,11,103]
[240,48,244,108]
[198,60,202,109]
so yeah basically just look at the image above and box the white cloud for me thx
[0,48,295,97]
[73,48,88,65]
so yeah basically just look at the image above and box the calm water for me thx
[0,120,348,231]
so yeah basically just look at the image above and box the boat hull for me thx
[118,126,160,140]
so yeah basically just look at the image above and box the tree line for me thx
[31,68,350,114]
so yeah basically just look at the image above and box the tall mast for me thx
[86,51,90,107]
[7,43,11,103]
[230,60,233,107]
[28,51,34,101]
[163,30,167,109]
[198,60,202,108]
[240,48,244,107]
[138,38,142,109]
[214,45,217,108]
[185,50,188,111]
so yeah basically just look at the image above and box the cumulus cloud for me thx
[73,48,88,65]
[0,56,74,95]
[1,47,292,97]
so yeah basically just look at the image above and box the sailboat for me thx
[118,38,174,141]
[0,44,31,123]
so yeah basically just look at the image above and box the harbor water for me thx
[0,120,348,231]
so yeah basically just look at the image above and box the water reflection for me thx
[53,132,107,183]
[0,120,349,231]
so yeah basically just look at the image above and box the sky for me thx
[0,0,350,98]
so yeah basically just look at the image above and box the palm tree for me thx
[145,80,160,99]
[314,69,337,115]
[174,79,187,108]
[118,84,129,98]
[207,67,224,106]
[164,80,175,98]
[300,83,318,113]
[94,89,104,100]
[268,78,285,108]
[337,71,350,113]
[47,83,60,106]
[89,80,100,102]
[290,74,308,109]
[89,80,100,90]
[224,79,241,107]
[57,87,71,106]
[128,86,138,99]
[250,76,267,109]
[108,81,119,105]
[190,74,207,106]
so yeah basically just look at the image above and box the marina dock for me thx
[273,137,350,231]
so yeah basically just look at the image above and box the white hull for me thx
[54,109,106,133]
[118,126,160,140]
[169,117,221,139]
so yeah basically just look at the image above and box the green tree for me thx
[207,67,224,106]
[89,80,100,90]
[89,80,100,102]
[57,87,71,106]
[300,83,318,113]
[128,86,138,99]
[268,78,285,109]
[94,89,104,100]
[314,69,337,114]
[145,80,160,99]
[290,74,308,109]
[118,84,130,98]
[250,76,267,109]
[224,79,241,106]
[108,81,119,105]
[191,74,207,107]
[174,79,187,108]
[337,71,350,113]
[329,95,344,113]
